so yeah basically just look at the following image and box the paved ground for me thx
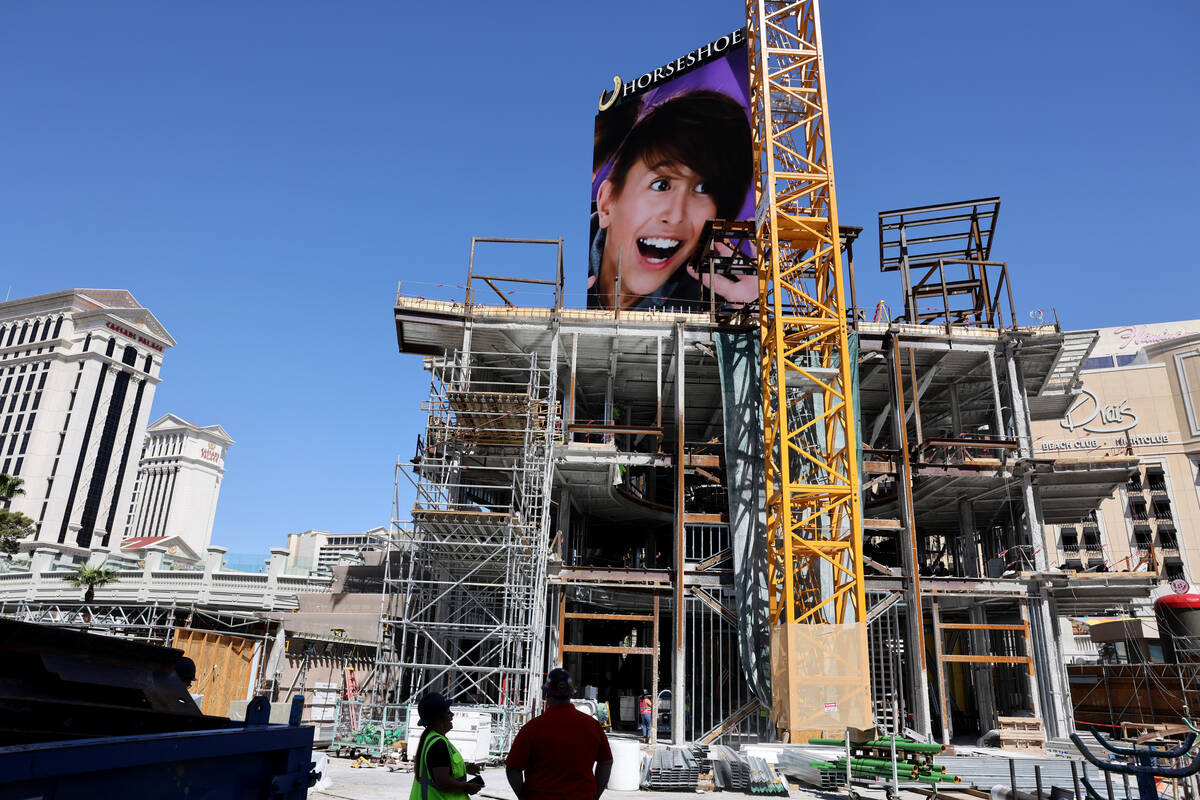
[308,755,868,800]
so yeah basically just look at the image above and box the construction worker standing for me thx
[506,669,613,800]
[638,691,653,742]
[410,693,483,800]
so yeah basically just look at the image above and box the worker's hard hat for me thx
[417,692,452,726]
[544,667,575,699]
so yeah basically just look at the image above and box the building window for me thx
[1166,562,1186,581]
[1133,526,1153,551]
[1130,499,1148,521]
[1159,527,1179,551]
[1116,354,1139,367]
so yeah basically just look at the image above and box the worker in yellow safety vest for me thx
[410,693,483,800]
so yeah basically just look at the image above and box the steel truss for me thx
[749,0,864,626]
[377,346,558,752]
[0,599,182,643]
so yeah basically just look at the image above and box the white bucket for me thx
[608,737,642,791]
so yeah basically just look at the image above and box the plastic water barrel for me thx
[608,737,641,791]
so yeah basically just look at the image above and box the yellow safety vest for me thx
[410,731,469,800]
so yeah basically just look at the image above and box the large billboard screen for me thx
[589,29,753,312]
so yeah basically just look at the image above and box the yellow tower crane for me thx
[745,0,871,739]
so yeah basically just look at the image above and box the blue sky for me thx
[2,2,1196,556]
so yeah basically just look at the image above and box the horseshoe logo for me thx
[598,75,621,111]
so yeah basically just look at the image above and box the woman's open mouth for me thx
[637,237,682,266]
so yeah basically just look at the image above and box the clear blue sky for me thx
[2,2,1196,556]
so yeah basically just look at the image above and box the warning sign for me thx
[824,702,837,713]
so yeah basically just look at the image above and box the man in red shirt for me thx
[506,669,613,800]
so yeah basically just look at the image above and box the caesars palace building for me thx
[1031,318,1200,585]
[0,290,166,553]
[0,289,231,559]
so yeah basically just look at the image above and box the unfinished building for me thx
[372,197,1156,752]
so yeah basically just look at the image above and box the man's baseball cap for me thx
[417,692,452,726]
[545,668,575,699]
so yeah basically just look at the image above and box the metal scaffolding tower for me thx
[377,344,558,752]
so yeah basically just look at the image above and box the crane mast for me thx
[745,0,870,737]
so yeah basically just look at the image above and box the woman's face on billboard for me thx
[597,157,717,301]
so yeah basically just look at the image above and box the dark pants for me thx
[639,711,652,739]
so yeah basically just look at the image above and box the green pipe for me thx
[838,758,913,766]
[844,757,917,771]
[851,768,913,780]
[866,738,945,754]
[831,756,912,768]
[828,756,920,772]
[832,762,917,779]
[840,766,892,777]
[810,736,946,754]
[917,774,960,784]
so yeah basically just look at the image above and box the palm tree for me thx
[0,474,30,555]
[68,564,118,605]
[0,474,24,505]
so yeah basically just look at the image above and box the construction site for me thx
[355,2,1199,794]
[5,2,1200,799]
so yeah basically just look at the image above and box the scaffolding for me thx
[376,344,558,752]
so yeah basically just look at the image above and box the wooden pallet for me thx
[997,716,1045,753]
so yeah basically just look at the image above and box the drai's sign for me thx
[1040,388,1170,452]
[1061,389,1137,434]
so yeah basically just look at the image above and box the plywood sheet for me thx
[173,629,257,717]
[771,622,872,738]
